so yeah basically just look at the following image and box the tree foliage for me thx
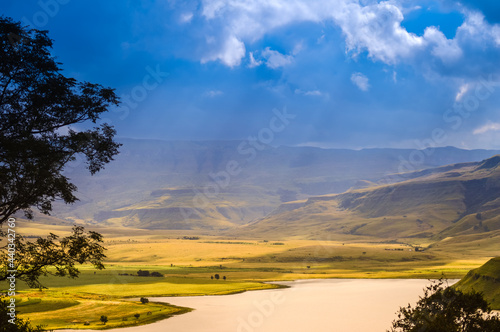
[0,16,119,331]
[0,298,44,332]
[137,270,150,277]
[0,16,120,223]
[0,225,106,289]
[389,279,500,332]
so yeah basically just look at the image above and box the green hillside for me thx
[454,257,500,309]
[236,155,500,240]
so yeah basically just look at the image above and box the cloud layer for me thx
[6,0,500,149]
[199,0,500,78]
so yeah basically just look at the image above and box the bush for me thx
[140,297,149,304]
[100,315,108,325]
[137,270,150,277]
[390,279,500,331]
[214,274,220,280]
[0,298,44,331]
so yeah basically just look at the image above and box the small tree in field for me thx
[389,279,500,332]
[214,274,220,280]
[134,313,140,320]
[140,297,149,304]
[100,315,108,325]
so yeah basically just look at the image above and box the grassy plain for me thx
[3,221,500,330]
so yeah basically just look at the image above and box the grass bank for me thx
[2,232,498,330]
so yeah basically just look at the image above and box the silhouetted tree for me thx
[389,279,500,331]
[0,16,119,331]
[100,315,108,325]
[0,225,105,289]
[140,297,149,304]
[0,16,120,224]
[214,274,220,280]
[134,313,140,320]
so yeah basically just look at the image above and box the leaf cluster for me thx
[0,16,121,223]
[389,279,500,332]
[0,225,106,289]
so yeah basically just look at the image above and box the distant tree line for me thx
[137,270,163,277]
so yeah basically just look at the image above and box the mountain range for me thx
[236,154,500,240]
[42,138,500,241]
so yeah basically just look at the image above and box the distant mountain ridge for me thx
[235,154,500,240]
[43,138,500,232]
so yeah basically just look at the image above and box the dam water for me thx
[60,278,454,332]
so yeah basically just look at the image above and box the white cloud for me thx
[179,12,193,23]
[473,121,500,135]
[248,52,262,68]
[423,27,462,63]
[201,35,245,67]
[262,48,293,69]
[295,89,323,96]
[351,72,370,91]
[199,0,500,74]
[203,90,224,97]
[455,83,469,101]
[454,11,500,54]
[332,2,425,64]
[292,41,304,55]
[200,0,335,67]
[200,0,427,66]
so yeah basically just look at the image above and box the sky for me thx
[3,0,500,149]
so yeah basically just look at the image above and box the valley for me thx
[7,218,499,329]
[5,140,500,330]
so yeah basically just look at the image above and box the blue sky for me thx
[3,0,500,149]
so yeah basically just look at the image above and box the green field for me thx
[2,222,500,330]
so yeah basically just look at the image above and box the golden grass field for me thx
[3,221,500,330]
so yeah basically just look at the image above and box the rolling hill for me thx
[41,138,500,231]
[234,154,500,240]
[454,257,500,309]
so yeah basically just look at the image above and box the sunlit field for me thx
[3,221,498,330]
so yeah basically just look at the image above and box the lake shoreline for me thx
[58,278,454,332]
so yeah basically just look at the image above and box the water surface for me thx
[62,279,449,332]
